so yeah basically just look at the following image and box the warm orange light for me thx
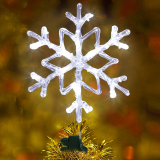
[123,146,134,160]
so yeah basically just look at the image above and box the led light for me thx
[27,3,130,123]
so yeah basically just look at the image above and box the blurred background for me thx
[0,0,160,159]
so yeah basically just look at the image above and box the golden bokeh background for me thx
[0,0,160,159]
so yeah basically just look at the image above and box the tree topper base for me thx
[60,135,87,153]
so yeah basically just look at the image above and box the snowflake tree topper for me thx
[27,3,130,123]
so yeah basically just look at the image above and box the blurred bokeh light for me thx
[0,0,160,159]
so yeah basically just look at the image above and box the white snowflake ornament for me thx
[27,3,130,123]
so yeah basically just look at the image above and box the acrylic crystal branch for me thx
[27,3,130,123]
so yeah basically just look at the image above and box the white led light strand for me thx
[27,3,130,123]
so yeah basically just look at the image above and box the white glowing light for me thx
[27,3,130,123]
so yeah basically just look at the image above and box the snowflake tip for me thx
[40,90,46,98]
[112,25,118,32]
[30,72,36,79]
[65,12,71,17]
[126,91,130,96]
[28,87,32,92]
[27,31,31,36]
[126,29,131,35]
[30,72,41,81]
[28,83,41,92]
[29,43,40,50]
[77,3,82,9]
[66,108,71,113]
[119,44,129,50]
[119,87,130,96]
[110,92,116,98]
[66,102,76,113]
[124,44,129,50]
[82,102,93,113]
[120,29,131,37]
[114,58,119,64]
[86,13,94,21]
[41,26,48,34]
[121,75,127,81]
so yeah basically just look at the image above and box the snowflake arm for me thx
[84,25,130,61]
[65,3,93,26]
[27,26,58,50]
[99,72,129,98]
[28,72,56,97]
[83,63,130,98]
[29,63,74,97]
[27,27,74,61]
